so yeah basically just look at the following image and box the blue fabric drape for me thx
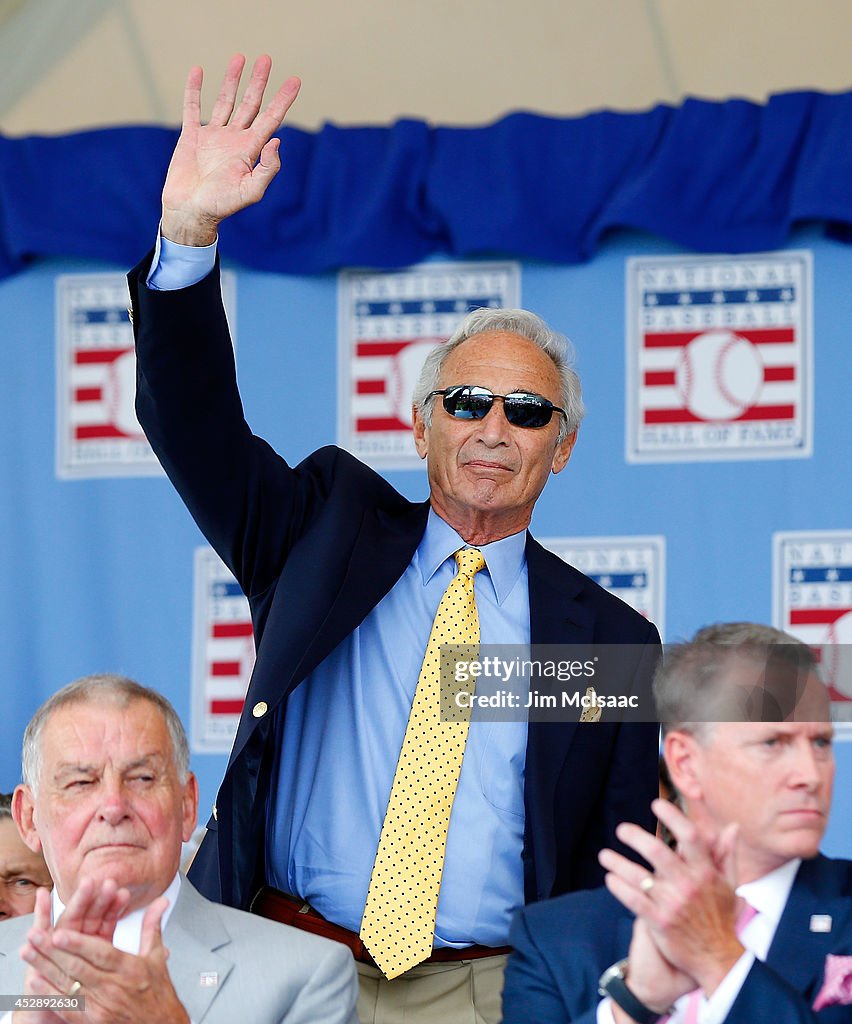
[1,89,852,280]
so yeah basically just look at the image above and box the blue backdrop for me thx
[0,88,849,856]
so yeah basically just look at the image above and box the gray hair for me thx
[654,622,821,739]
[411,307,585,443]
[0,793,11,820]
[21,674,190,793]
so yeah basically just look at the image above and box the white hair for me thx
[21,674,190,793]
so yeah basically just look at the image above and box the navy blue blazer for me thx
[129,256,662,916]
[502,854,852,1024]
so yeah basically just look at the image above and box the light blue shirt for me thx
[268,511,530,947]
[148,239,531,946]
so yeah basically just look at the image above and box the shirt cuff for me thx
[596,997,617,1024]
[697,950,756,1023]
[147,229,217,291]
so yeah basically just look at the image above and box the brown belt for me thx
[250,886,511,969]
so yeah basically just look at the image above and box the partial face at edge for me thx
[0,817,52,919]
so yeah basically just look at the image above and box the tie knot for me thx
[455,547,486,579]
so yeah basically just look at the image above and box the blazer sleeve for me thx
[128,252,340,599]
[503,906,601,1024]
[551,619,662,895]
[579,621,662,885]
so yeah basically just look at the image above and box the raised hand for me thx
[161,54,301,246]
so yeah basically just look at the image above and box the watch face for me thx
[598,958,628,994]
[597,959,663,1024]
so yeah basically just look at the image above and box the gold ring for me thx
[639,876,655,893]
[68,980,82,997]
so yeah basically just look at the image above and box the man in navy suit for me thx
[502,623,852,1023]
[129,55,660,1022]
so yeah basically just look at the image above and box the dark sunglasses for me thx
[428,385,567,429]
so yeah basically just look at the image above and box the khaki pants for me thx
[355,955,508,1024]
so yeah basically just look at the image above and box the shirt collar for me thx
[418,508,527,605]
[736,857,800,929]
[52,873,182,954]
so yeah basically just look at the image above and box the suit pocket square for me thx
[812,954,852,1010]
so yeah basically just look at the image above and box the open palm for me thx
[161,54,300,246]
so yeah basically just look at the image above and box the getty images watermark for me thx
[439,643,845,724]
[439,644,659,723]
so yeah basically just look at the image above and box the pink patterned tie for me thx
[680,902,758,1024]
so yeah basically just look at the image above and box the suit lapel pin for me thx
[579,686,602,723]
[199,971,219,987]
[809,914,832,933]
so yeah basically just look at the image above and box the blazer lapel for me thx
[165,881,235,1022]
[765,856,852,1001]
[524,535,596,899]
[229,498,429,769]
[288,499,430,685]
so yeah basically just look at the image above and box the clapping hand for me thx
[18,884,188,1024]
[599,798,744,1003]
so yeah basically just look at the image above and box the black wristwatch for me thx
[598,959,665,1024]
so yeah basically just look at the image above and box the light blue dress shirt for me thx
[149,239,531,946]
[268,511,530,947]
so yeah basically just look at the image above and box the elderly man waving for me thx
[128,54,661,1023]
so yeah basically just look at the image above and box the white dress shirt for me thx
[597,858,800,1024]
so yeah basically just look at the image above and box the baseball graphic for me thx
[104,349,146,438]
[675,329,764,421]
[388,338,444,427]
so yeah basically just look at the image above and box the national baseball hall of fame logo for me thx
[56,272,236,479]
[626,252,812,463]
[774,531,852,729]
[191,547,255,753]
[337,262,520,469]
[542,536,666,640]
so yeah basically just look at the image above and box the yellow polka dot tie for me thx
[359,546,486,979]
